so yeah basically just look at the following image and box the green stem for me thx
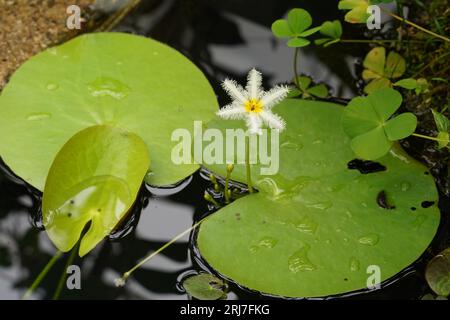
[245,135,254,193]
[412,133,450,143]
[118,215,210,284]
[293,47,300,89]
[52,245,78,300]
[224,172,230,204]
[23,251,62,300]
[382,9,450,43]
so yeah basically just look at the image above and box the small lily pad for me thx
[431,109,450,149]
[42,125,150,256]
[182,273,228,300]
[342,88,417,159]
[425,248,450,297]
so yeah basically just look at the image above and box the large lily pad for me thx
[197,99,440,297]
[42,125,150,256]
[0,32,218,191]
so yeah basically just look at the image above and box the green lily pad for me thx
[42,125,150,256]
[342,88,417,160]
[0,32,218,191]
[425,248,450,297]
[182,273,228,300]
[197,99,439,297]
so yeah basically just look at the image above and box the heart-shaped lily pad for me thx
[0,32,218,191]
[43,125,150,256]
[197,99,440,297]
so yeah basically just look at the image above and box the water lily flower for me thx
[217,69,289,135]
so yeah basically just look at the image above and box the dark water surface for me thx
[0,0,448,299]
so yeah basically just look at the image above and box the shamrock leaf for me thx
[342,88,417,159]
[431,109,450,149]
[289,76,329,99]
[362,47,406,94]
[315,20,343,47]
[272,8,320,48]
[338,0,370,24]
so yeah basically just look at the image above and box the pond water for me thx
[0,0,448,300]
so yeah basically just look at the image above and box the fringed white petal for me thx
[260,85,290,109]
[246,68,263,100]
[245,114,263,135]
[260,110,286,131]
[216,103,246,120]
[222,79,248,104]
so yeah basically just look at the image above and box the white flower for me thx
[217,68,289,135]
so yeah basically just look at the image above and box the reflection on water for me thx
[0,0,449,300]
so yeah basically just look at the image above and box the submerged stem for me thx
[245,135,254,193]
[382,9,450,43]
[118,215,210,285]
[23,251,63,300]
[52,244,78,300]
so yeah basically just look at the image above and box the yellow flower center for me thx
[245,99,263,113]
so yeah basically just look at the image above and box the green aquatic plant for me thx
[271,8,320,48]
[362,47,405,94]
[182,273,228,300]
[271,8,320,90]
[0,32,218,256]
[315,20,343,47]
[342,88,417,159]
[42,125,150,257]
[431,109,450,149]
[196,98,440,297]
[288,76,329,99]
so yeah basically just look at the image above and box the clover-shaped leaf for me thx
[289,76,329,99]
[182,273,228,300]
[338,0,370,24]
[362,47,406,94]
[425,248,450,297]
[342,88,417,159]
[315,20,343,47]
[431,109,450,149]
[272,8,320,47]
